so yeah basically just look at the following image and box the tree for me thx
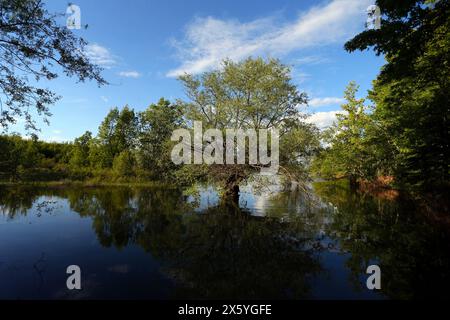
[96,108,120,168]
[114,106,138,153]
[0,134,22,180]
[138,98,183,179]
[112,150,135,179]
[345,0,449,190]
[312,82,394,187]
[92,106,139,171]
[324,82,373,187]
[177,57,317,201]
[21,135,41,168]
[0,0,106,131]
[70,131,92,168]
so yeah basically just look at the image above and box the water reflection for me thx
[315,181,450,299]
[0,183,449,299]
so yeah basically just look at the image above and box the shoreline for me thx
[0,180,177,189]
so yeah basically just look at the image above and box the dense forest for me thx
[0,99,182,183]
[0,0,449,196]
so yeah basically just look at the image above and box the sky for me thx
[8,0,385,142]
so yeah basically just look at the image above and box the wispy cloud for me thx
[306,110,346,129]
[100,96,109,103]
[52,130,62,134]
[167,0,371,77]
[85,43,117,68]
[291,70,310,84]
[294,55,331,66]
[118,71,142,78]
[309,97,345,107]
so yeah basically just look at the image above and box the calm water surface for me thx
[0,182,449,299]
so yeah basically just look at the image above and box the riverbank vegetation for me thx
[0,98,187,185]
[0,0,448,199]
[1,58,321,196]
[313,0,449,193]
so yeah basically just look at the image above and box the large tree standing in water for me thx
[177,58,320,203]
[0,0,106,132]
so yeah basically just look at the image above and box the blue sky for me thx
[9,0,385,141]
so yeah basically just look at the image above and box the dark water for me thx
[0,182,449,300]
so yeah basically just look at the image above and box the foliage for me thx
[312,82,393,186]
[70,131,92,168]
[112,150,136,179]
[177,57,319,195]
[0,0,106,131]
[0,99,186,183]
[138,98,183,180]
[0,134,72,181]
[344,0,449,190]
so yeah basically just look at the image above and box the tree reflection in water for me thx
[0,183,449,299]
[314,181,450,300]
[0,186,322,299]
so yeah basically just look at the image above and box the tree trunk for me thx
[349,175,359,190]
[221,174,242,212]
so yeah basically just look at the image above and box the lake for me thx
[0,182,449,300]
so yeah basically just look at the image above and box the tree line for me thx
[0,98,185,183]
[1,57,322,193]
[0,0,448,194]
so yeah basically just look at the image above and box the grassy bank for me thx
[0,180,177,189]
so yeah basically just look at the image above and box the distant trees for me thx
[0,134,71,181]
[0,98,184,183]
[0,0,106,131]
[0,99,182,182]
[73,102,179,181]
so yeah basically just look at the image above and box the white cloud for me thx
[85,43,117,68]
[118,71,141,78]
[306,110,346,129]
[100,96,109,103]
[167,0,371,77]
[52,130,62,134]
[291,71,310,84]
[309,97,345,107]
[294,56,331,65]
